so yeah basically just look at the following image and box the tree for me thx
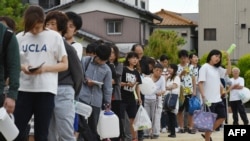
[0,0,28,32]
[144,29,186,64]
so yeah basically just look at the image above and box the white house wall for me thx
[199,0,250,60]
[124,0,149,10]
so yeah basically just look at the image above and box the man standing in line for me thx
[131,44,150,141]
[64,11,83,60]
[229,67,249,125]
[78,44,112,141]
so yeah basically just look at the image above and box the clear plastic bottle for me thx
[227,44,236,54]
[74,100,92,119]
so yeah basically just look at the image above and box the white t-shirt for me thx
[145,75,165,100]
[17,29,67,95]
[229,77,244,101]
[71,42,83,60]
[198,63,226,103]
[165,76,181,113]
[177,64,194,95]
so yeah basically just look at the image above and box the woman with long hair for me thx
[121,52,142,141]
[165,64,181,138]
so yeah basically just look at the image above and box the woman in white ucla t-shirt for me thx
[13,5,68,141]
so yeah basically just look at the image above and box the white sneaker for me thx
[161,128,167,133]
[175,127,179,132]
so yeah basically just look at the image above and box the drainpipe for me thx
[234,0,237,60]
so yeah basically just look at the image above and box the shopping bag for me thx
[193,104,217,132]
[238,87,250,104]
[133,105,152,131]
[188,96,201,115]
[164,93,178,110]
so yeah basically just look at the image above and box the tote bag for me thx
[193,104,217,132]
[164,92,178,110]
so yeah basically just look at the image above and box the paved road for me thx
[144,113,250,141]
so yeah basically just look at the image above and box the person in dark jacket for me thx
[0,22,20,140]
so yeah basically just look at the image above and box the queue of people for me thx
[0,4,249,141]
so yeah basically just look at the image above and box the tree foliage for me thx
[237,54,250,77]
[0,0,28,32]
[144,30,186,64]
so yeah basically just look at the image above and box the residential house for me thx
[199,0,250,61]
[25,0,162,54]
[153,9,198,52]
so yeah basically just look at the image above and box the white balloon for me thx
[239,87,250,103]
[139,77,157,95]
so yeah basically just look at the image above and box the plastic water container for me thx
[74,100,92,119]
[97,110,120,139]
[0,107,19,141]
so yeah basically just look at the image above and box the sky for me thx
[149,0,199,13]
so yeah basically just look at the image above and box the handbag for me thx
[193,104,217,132]
[164,92,178,110]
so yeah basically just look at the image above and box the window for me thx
[204,28,216,41]
[135,0,138,6]
[248,28,250,43]
[107,20,122,35]
[140,1,145,9]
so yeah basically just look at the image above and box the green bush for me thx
[244,70,250,89]
[144,30,186,64]
[237,54,250,77]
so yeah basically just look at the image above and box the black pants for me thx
[78,105,101,141]
[167,111,177,135]
[110,100,124,141]
[77,116,95,141]
[230,100,249,125]
[14,92,55,141]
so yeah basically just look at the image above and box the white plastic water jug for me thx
[97,110,120,139]
[74,100,92,119]
[0,107,19,141]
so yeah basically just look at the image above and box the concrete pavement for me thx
[144,113,250,141]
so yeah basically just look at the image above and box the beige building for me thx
[199,0,250,61]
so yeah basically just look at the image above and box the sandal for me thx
[201,134,212,141]
[132,138,138,141]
